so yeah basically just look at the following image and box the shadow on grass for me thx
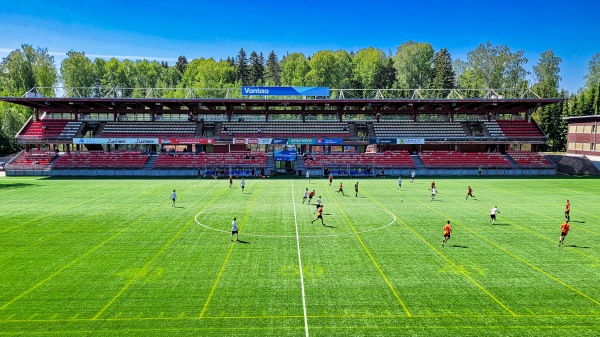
[175,206,185,209]
[450,244,469,248]
[236,239,250,244]
[493,223,510,226]
[0,183,39,190]
[567,244,590,248]
[571,220,586,223]
[322,224,336,228]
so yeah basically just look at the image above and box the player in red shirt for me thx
[559,220,571,246]
[565,199,570,221]
[466,186,475,199]
[442,221,452,247]
[336,182,345,196]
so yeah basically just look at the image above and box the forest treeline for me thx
[1,41,599,154]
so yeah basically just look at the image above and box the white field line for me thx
[291,180,310,337]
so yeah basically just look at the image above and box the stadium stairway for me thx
[504,154,520,169]
[266,153,274,176]
[144,155,158,169]
[411,154,425,168]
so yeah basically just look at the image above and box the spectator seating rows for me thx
[496,120,545,138]
[8,151,57,168]
[506,151,555,168]
[220,121,351,137]
[100,121,197,138]
[53,151,149,168]
[483,121,505,138]
[373,121,467,140]
[153,152,267,168]
[304,151,415,168]
[419,151,511,168]
[18,120,82,139]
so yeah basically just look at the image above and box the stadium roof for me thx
[0,97,563,115]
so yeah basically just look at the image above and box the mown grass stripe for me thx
[323,186,412,317]
[198,186,262,319]
[402,187,600,309]
[364,188,518,317]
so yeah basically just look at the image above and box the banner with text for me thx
[241,86,330,96]
[369,138,425,145]
[73,138,159,145]
[159,138,214,145]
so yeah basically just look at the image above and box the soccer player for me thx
[231,217,239,242]
[442,221,452,246]
[229,175,233,187]
[410,170,415,183]
[466,186,475,199]
[240,178,245,193]
[430,180,436,189]
[302,188,309,204]
[336,182,345,196]
[306,170,310,183]
[565,199,571,221]
[398,176,402,189]
[311,205,325,225]
[308,190,315,203]
[329,173,333,186]
[559,220,571,246]
[355,182,359,197]
[314,196,322,213]
[431,187,437,201]
[171,190,177,207]
[490,206,499,224]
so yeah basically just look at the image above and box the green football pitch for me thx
[0,176,599,336]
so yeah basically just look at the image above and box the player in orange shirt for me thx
[311,205,325,225]
[559,220,571,246]
[442,221,452,246]
[565,199,571,221]
[336,182,345,196]
[466,186,475,199]
[308,190,316,203]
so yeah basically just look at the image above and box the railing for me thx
[20,87,548,100]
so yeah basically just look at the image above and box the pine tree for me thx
[175,56,188,74]
[430,48,455,97]
[249,51,265,85]
[265,51,280,85]
[235,48,250,86]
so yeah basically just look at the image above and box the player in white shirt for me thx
[240,178,245,193]
[306,170,310,183]
[171,190,176,207]
[302,188,309,204]
[410,170,415,183]
[231,217,239,241]
[398,177,402,189]
[313,196,322,214]
[431,187,437,201]
[490,206,499,224]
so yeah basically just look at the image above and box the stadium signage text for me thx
[73,138,159,145]
[159,138,214,145]
[369,138,425,145]
[241,86,330,96]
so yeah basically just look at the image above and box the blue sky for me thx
[1,0,598,93]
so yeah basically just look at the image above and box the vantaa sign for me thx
[241,86,330,96]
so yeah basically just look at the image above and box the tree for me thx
[249,51,265,85]
[264,50,280,86]
[60,51,96,97]
[464,42,529,94]
[280,53,310,86]
[374,56,396,89]
[305,50,337,87]
[430,48,455,97]
[393,41,434,89]
[584,53,600,90]
[235,48,250,86]
[353,47,386,90]
[176,55,188,74]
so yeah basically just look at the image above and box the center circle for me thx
[194,205,396,238]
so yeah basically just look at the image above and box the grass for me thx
[0,175,599,336]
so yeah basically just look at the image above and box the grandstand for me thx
[0,89,563,176]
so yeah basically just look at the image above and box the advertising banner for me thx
[274,149,297,161]
[241,86,330,96]
[271,138,288,145]
[73,138,159,145]
[159,138,214,145]
[315,138,343,145]
[368,138,425,145]
[287,138,315,145]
